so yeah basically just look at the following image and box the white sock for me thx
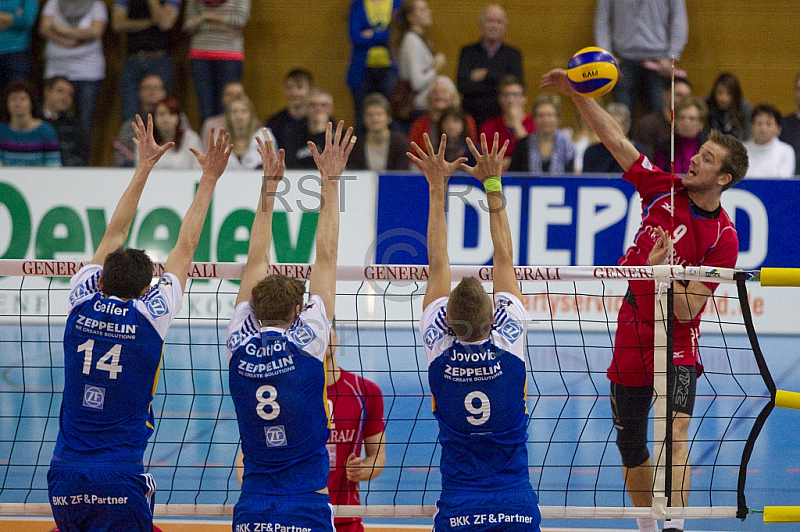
[636,517,658,532]
[664,518,685,530]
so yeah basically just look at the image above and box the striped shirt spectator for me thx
[0,122,61,166]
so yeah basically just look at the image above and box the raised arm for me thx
[541,69,640,172]
[307,121,355,320]
[163,128,232,289]
[407,134,468,311]
[461,133,521,300]
[90,114,174,265]
[236,132,286,305]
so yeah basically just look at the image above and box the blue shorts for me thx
[433,486,541,532]
[234,491,335,531]
[47,459,156,532]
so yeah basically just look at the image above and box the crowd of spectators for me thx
[1,0,799,178]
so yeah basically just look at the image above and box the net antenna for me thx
[669,54,676,259]
[0,260,796,524]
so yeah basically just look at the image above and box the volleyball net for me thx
[1,259,798,523]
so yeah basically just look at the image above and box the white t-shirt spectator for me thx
[744,137,797,178]
[42,0,107,81]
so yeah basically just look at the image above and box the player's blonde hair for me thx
[447,277,493,342]
[251,274,305,326]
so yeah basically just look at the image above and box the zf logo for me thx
[499,321,523,342]
[146,296,168,318]
[290,325,315,346]
[424,326,443,348]
[265,425,287,447]
[69,286,88,304]
[82,385,105,409]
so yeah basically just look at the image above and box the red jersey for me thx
[608,155,739,387]
[326,369,385,526]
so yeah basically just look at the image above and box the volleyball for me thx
[567,46,619,98]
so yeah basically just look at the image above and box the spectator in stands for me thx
[347,0,402,134]
[633,76,692,161]
[42,76,86,166]
[201,80,261,146]
[564,109,598,174]
[705,72,752,141]
[408,76,476,152]
[184,0,251,124]
[779,72,800,175]
[267,69,313,168]
[391,0,446,128]
[584,102,640,174]
[137,96,204,170]
[113,73,167,167]
[479,75,534,170]
[509,93,574,173]
[112,0,181,121]
[456,4,523,128]
[744,104,796,178]
[326,321,387,532]
[291,88,335,169]
[594,0,688,117]
[0,79,61,166]
[39,0,108,158]
[348,92,409,171]
[655,96,708,174]
[0,0,37,90]
[226,94,274,170]
[434,107,476,166]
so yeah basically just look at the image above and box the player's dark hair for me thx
[251,274,306,326]
[447,277,493,342]
[102,248,154,299]
[751,103,782,126]
[709,129,749,190]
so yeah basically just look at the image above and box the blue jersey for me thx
[227,296,331,495]
[55,264,182,465]
[421,292,530,491]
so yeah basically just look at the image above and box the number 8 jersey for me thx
[227,296,331,495]
[421,292,531,491]
[57,264,182,463]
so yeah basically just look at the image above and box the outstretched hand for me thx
[256,130,285,189]
[540,68,575,96]
[406,133,468,187]
[649,226,673,266]
[190,127,233,180]
[460,132,509,182]
[309,120,356,179]
[133,113,174,167]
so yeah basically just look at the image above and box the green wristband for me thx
[483,177,502,193]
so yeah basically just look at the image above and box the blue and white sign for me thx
[376,174,800,270]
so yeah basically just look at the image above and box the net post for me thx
[651,264,672,518]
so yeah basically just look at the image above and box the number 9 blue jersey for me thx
[420,292,531,491]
